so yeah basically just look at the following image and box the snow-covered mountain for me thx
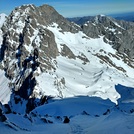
[0,4,134,134]
[0,13,7,28]
[0,13,11,104]
[0,13,7,45]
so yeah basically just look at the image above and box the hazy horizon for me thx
[0,0,134,17]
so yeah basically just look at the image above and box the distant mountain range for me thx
[110,12,134,22]
[67,12,134,25]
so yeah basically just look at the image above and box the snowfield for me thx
[0,13,7,44]
[35,23,134,104]
[0,14,11,104]
[0,70,11,104]
[1,90,134,134]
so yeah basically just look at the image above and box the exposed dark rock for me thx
[81,23,100,38]
[77,53,90,64]
[63,116,70,123]
[38,4,81,33]
[82,111,90,115]
[103,109,110,115]
[130,109,134,113]
[95,115,99,117]
[0,109,2,116]
[0,34,8,61]
[3,104,11,114]
[0,114,7,122]
[1,4,60,78]
[95,53,126,73]
[47,120,53,124]
[40,96,48,105]
[38,28,59,59]
[81,15,134,58]
[41,118,48,123]
[26,98,36,113]
[0,102,7,122]
[15,72,36,99]
[61,44,76,59]
[56,116,62,121]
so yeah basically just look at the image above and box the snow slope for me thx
[0,13,7,44]
[0,14,11,104]
[35,23,134,104]
[1,90,134,134]
[0,13,6,28]
[0,71,11,104]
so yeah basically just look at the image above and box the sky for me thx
[0,0,134,17]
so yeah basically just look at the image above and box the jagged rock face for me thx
[38,5,81,33]
[60,44,76,59]
[0,4,61,112]
[1,4,81,74]
[82,15,134,58]
[0,4,81,113]
[1,4,80,33]
[1,4,61,79]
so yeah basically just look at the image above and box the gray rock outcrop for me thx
[81,15,134,58]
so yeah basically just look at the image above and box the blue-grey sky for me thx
[0,0,134,17]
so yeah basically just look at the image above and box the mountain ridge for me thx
[67,12,134,24]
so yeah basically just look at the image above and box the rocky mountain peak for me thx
[81,14,134,58]
[94,15,111,23]
[39,4,58,15]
